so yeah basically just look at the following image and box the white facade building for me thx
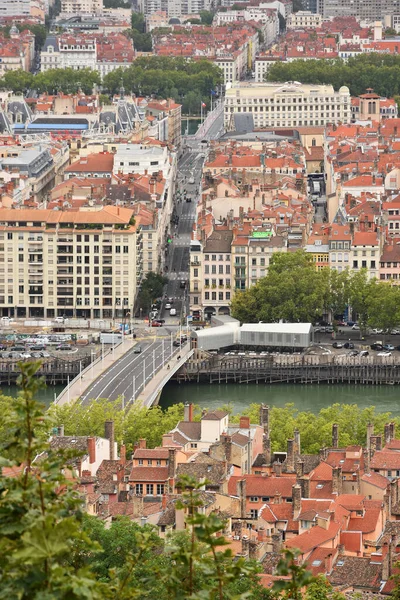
[287,11,322,28]
[60,0,103,14]
[224,81,351,130]
[0,0,31,16]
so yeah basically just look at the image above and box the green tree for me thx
[131,11,146,33]
[199,10,214,24]
[0,69,33,93]
[273,549,314,599]
[305,575,346,600]
[366,281,400,334]
[0,362,106,598]
[348,269,371,334]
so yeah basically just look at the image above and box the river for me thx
[159,382,400,416]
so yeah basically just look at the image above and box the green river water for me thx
[159,382,400,416]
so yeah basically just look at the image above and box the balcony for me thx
[57,247,73,254]
[57,291,74,297]
[191,261,201,266]
[28,237,43,244]
[57,268,73,275]
[57,258,74,264]
[102,288,113,296]
[57,237,73,243]
[57,299,73,307]
[103,278,113,285]
[29,249,43,254]
[28,279,43,284]
[29,287,43,295]
[57,279,74,285]
[28,259,43,265]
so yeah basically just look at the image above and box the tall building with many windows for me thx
[224,81,351,130]
[0,207,142,319]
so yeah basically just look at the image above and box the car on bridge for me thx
[134,345,142,353]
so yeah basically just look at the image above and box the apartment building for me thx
[287,10,322,28]
[61,0,103,14]
[224,81,351,130]
[351,231,380,280]
[0,0,31,17]
[328,224,351,273]
[0,207,142,319]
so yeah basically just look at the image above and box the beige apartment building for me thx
[189,229,287,320]
[61,0,103,13]
[287,11,322,28]
[0,207,142,319]
[224,81,351,130]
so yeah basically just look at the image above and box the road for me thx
[79,107,224,404]
[80,335,176,406]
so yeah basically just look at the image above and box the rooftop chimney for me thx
[120,444,126,466]
[367,422,374,451]
[272,531,283,554]
[332,466,343,496]
[292,483,301,516]
[274,461,282,477]
[184,402,194,422]
[237,479,247,518]
[259,404,270,436]
[139,438,146,449]
[301,476,310,498]
[384,423,392,446]
[363,448,370,475]
[296,460,304,479]
[57,424,64,436]
[390,422,396,442]
[263,434,271,465]
[220,433,232,464]
[87,437,96,464]
[104,420,115,460]
[294,428,301,456]
[286,439,295,473]
[332,423,339,449]
[168,448,176,479]
[239,416,250,429]
[241,535,250,557]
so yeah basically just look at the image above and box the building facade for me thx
[224,81,351,130]
[0,207,141,319]
[287,10,322,28]
[60,0,103,13]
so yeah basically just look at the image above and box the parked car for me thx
[349,350,359,356]
[344,342,354,349]
[165,303,172,310]
[371,328,383,335]
[57,345,72,351]
[371,343,383,351]
[19,353,32,359]
[332,342,343,349]
[170,308,177,316]
[326,326,334,333]
[383,344,395,351]
[188,177,195,184]
[352,324,360,330]
[151,321,163,327]
[54,316,68,323]
[0,316,11,323]
[134,345,142,354]
[40,351,50,358]
[378,351,392,357]
[360,350,369,357]
[347,321,355,327]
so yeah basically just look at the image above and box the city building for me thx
[224,82,351,130]
[60,0,103,14]
[0,206,142,319]
[286,11,322,28]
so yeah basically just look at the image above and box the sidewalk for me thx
[55,338,135,406]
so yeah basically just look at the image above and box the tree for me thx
[305,575,346,600]
[273,549,314,599]
[48,398,185,451]
[0,69,33,93]
[131,11,146,33]
[231,250,329,324]
[137,271,168,313]
[347,269,371,334]
[0,362,106,598]
[366,281,400,334]
[199,10,214,25]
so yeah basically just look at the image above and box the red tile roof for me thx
[228,475,296,498]
[361,472,389,490]
[286,520,341,554]
[133,448,170,459]
[129,466,169,482]
[370,451,400,470]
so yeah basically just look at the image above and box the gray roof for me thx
[203,230,233,253]
[240,323,313,334]
[233,113,254,133]
[43,35,59,52]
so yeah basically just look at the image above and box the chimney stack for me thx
[263,434,271,465]
[168,448,176,479]
[241,535,250,557]
[300,476,310,498]
[294,429,301,456]
[120,444,126,466]
[390,422,396,442]
[272,531,283,554]
[258,526,267,542]
[237,479,247,518]
[139,438,146,449]
[367,422,374,450]
[332,466,343,496]
[57,424,64,436]
[274,492,282,505]
[87,437,96,464]
[384,423,392,446]
[286,439,295,473]
[370,435,382,454]
[384,493,391,521]
[132,494,144,518]
[274,461,282,477]
[184,403,194,422]
[332,423,339,448]
[105,420,115,460]
[220,433,232,464]
[296,460,304,479]
[292,483,301,516]
[239,416,250,429]
[363,448,370,475]
[391,479,398,508]
[259,404,270,437]
[162,493,168,510]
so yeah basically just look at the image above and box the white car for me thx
[170,308,177,316]
[188,177,195,184]
[19,353,32,359]
[165,303,172,310]
[1,316,11,323]
[54,316,68,323]
[371,328,383,334]
[377,351,392,357]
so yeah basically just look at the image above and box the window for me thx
[191,443,198,448]
[147,459,152,465]
[250,496,259,502]
[135,484,143,494]
[146,484,154,495]
[156,484,164,495]
[250,509,258,519]
[138,459,143,465]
